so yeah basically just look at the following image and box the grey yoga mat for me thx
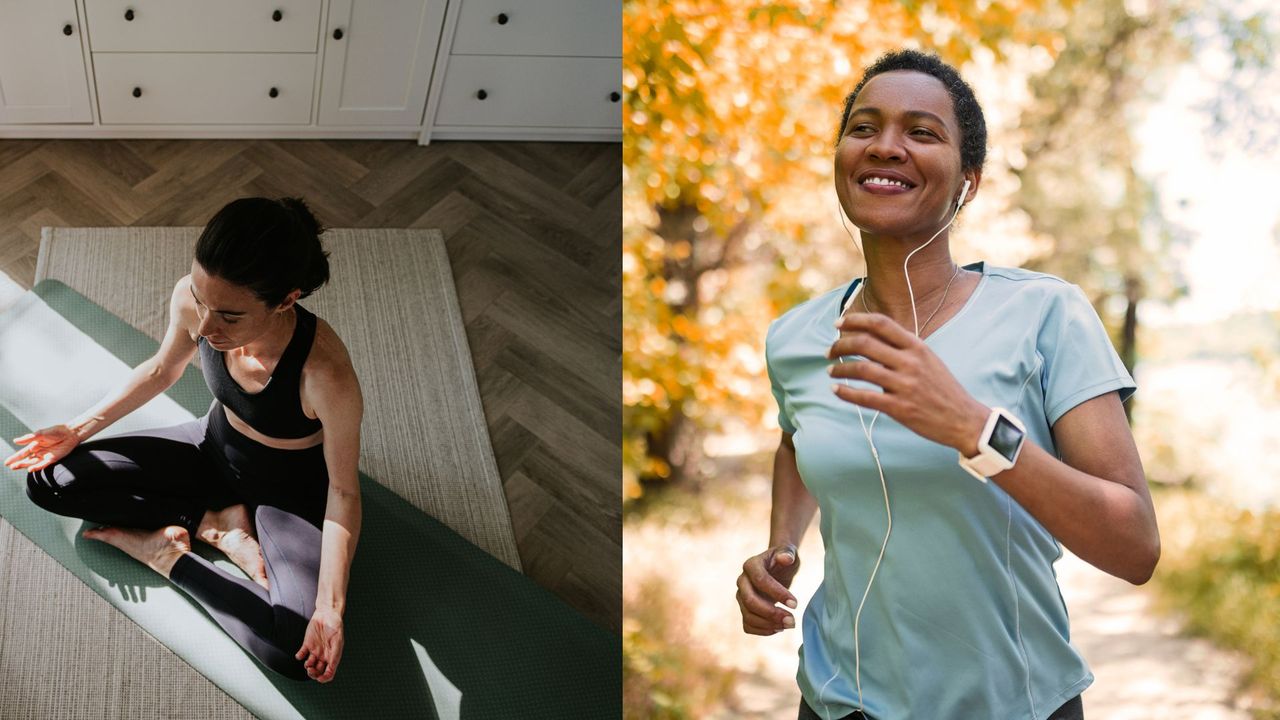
[0,280,619,719]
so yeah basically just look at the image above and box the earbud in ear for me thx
[956,179,971,210]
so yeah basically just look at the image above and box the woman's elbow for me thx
[1122,480,1161,585]
[1126,534,1161,586]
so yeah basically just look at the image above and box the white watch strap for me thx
[958,407,1024,482]
[958,450,1005,482]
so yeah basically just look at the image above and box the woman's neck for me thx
[233,307,296,361]
[859,234,960,325]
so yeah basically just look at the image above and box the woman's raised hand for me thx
[736,544,802,636]
[4,425,81,472]
[828,312,988,453]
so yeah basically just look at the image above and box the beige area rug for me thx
[0,226,518,718]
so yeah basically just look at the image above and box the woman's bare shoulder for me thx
[305,316,359,387]
[171,273,200,342]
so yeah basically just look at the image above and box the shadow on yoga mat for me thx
[0,281,619,719]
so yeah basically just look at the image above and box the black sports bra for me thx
[197,304,324,439]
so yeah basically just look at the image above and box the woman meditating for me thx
[3,196,363,683]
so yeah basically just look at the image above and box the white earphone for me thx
[827,176,970,716]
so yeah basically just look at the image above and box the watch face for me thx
[988,414,1025,461]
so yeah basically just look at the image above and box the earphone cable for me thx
[832,182,968,714]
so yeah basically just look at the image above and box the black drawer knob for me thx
[497,13,509,25]
[63,23,73,36]
[124,8,134,21]
[272,9,282,21]
[610,91,620,102]
[476,89,488,100]
[333,27,343,40]
[269,87,279,98]
[132,87,142,98]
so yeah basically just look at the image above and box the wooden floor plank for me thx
[357,157,471,227]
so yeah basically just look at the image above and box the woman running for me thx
[4,196,363,683]
[734,50,1159,719]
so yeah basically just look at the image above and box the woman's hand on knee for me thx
[736,544,801,636]
[5,425,81,472]
[296,606,344,682]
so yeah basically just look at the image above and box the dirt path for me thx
[625,456,1256,719]
[1057,549,1252,718]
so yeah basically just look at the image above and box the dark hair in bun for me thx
[195,196,331,307]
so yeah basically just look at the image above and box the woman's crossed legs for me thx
[24,416,322,681]
[168,505,321,681]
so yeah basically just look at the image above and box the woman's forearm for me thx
[991,440,1159,584]
[943,397,1160,585]
[315,487,361,614]
[70,358,173,441]
[769,434,818,549]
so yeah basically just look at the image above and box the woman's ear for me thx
[275,289,302,313]
[960,170,982,206]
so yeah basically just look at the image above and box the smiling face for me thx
[834,70,978,240]
[190,261,295,351]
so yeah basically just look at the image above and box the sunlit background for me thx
[623,0,1280,717]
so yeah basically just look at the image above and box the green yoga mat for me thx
[0,280,619,719]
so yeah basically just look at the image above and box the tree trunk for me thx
[643,411,697,486]
[1120,273,1141,425]
[638,203,751,485]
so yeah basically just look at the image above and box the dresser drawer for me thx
[94,53,316,125]
[85,0,322,52]
[450,0,619,57]
[434,55,619,128]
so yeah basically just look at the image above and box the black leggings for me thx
[24,401,329,681]
[798,694,1084,719]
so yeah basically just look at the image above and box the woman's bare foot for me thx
[196,504,270,591]
[83,525,191,578]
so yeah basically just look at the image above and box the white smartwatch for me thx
[958,407,1027,483]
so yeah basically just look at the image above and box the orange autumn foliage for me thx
[623,0,1075,501]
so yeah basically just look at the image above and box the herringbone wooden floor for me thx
[0,138,621,633]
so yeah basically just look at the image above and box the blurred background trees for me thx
[1014,0,1192,395]
[623,0,1073,500]
[623,0,1275,502]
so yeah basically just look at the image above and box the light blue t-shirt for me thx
[766,263,1136,720]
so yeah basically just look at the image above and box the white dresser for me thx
[420,0,621,143]
[0,0,621,144]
